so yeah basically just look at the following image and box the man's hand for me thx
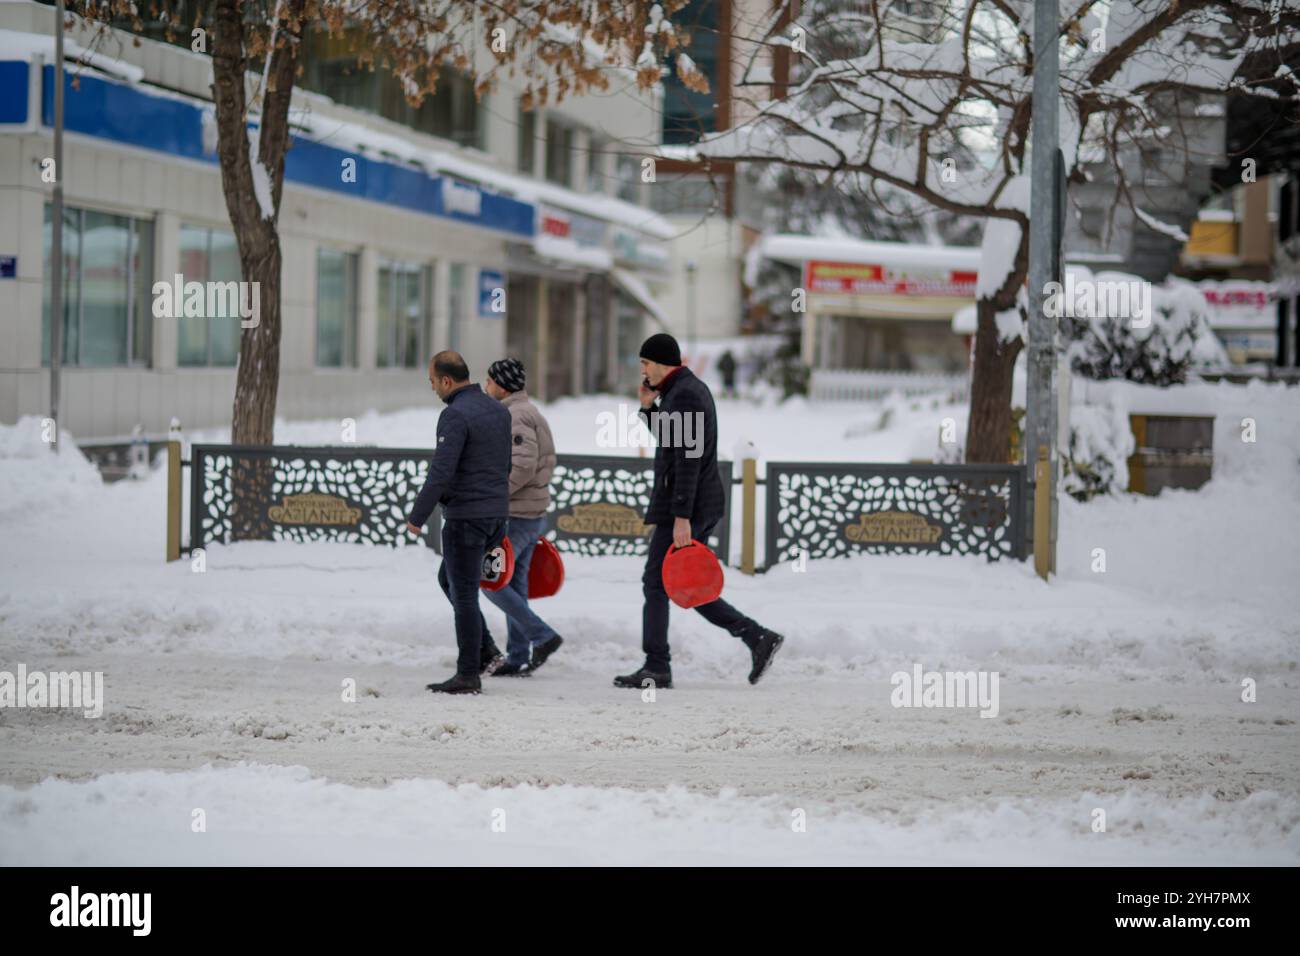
[638,380,656,409]
[672,516,692,549]
[406,522,422,536]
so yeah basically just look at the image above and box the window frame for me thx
[315,246,360,369]
[376,258,433,370]
[176,222,242,369]
[43,203,154,369]
[518,106,537,174]
[544,116,577,188]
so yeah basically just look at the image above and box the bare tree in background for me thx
[702,0,1299,462]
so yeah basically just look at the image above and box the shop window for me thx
[177,224,242,367]
[377,260,431,369]
[43,204,154,368]
[317,248,359,368]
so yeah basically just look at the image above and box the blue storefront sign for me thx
[23,63,535,239]
[0,61,31,125]
[0,255,15,279]
[479,269,506,318]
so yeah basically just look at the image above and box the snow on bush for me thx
[1062,399,1135,501]
[1063,272,1226,385]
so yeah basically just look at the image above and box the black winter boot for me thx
[530,635,564,671]
[491,662,532,677]
[747,629,784,685]
[427,673,482,695]
[479,644,505,676]
[613,667,672,690]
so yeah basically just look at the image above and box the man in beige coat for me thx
[482,358,564,676]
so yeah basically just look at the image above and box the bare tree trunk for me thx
[209,0,303,539]
[965,216,1030,464]
[230,240,282,443]
[965,297,1023,463]
[210,0,302,447]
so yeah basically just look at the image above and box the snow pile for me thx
[1,764,1295,865]
[0,417,103,521]
[1072,377,1300,489]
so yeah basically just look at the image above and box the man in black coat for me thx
[407,350,512,695]
[614,333,784,690]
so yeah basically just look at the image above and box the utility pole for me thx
[49,0,66,452]
[1026,0,1061,578]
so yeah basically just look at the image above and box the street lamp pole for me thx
[49,0,66,452]
[1026,0,1061,578]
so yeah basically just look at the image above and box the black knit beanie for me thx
[488,357,526,393]
[639,332,682,366]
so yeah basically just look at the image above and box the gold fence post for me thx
[741,458,757,575]
[1033,444,1050,581]
[166,440,181,562]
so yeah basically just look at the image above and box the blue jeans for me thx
[437,516,507,677]
[483,515,560,666]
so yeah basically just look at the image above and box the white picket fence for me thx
[809,369,971,402]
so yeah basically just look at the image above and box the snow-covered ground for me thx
[1,381,1297,865]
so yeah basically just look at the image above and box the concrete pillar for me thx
[607,285,621,391]
[801,308,817,367]
[152,212,179,371]
[572,128,590,193]
[533,113,547,182]
[572,281,586,395]
[357,247,378,371]
[432,258,451,352]
[534,276,549,402]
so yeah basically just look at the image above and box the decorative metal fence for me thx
[177,445,1019,568]
[764,462,1026,565]
[189,444,443,554]
[544,454,731,560]
[184,446,730,563]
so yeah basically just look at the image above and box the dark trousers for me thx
[641,518,756,672]
[437,516,507,677]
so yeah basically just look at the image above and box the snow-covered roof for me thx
[292,98,674,240]
[0,27,143,83]
[534,235,614,271]
[757,233,983,272]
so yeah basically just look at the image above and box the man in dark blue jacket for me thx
[613,333,784,690]
[407,351,513,695]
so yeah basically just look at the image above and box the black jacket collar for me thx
[656,366,693,397]
[445,383,481,405]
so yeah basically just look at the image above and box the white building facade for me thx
[0,1,673,439]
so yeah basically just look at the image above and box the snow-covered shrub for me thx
[1061,401,1135,500]
[1063,272,1225,385]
